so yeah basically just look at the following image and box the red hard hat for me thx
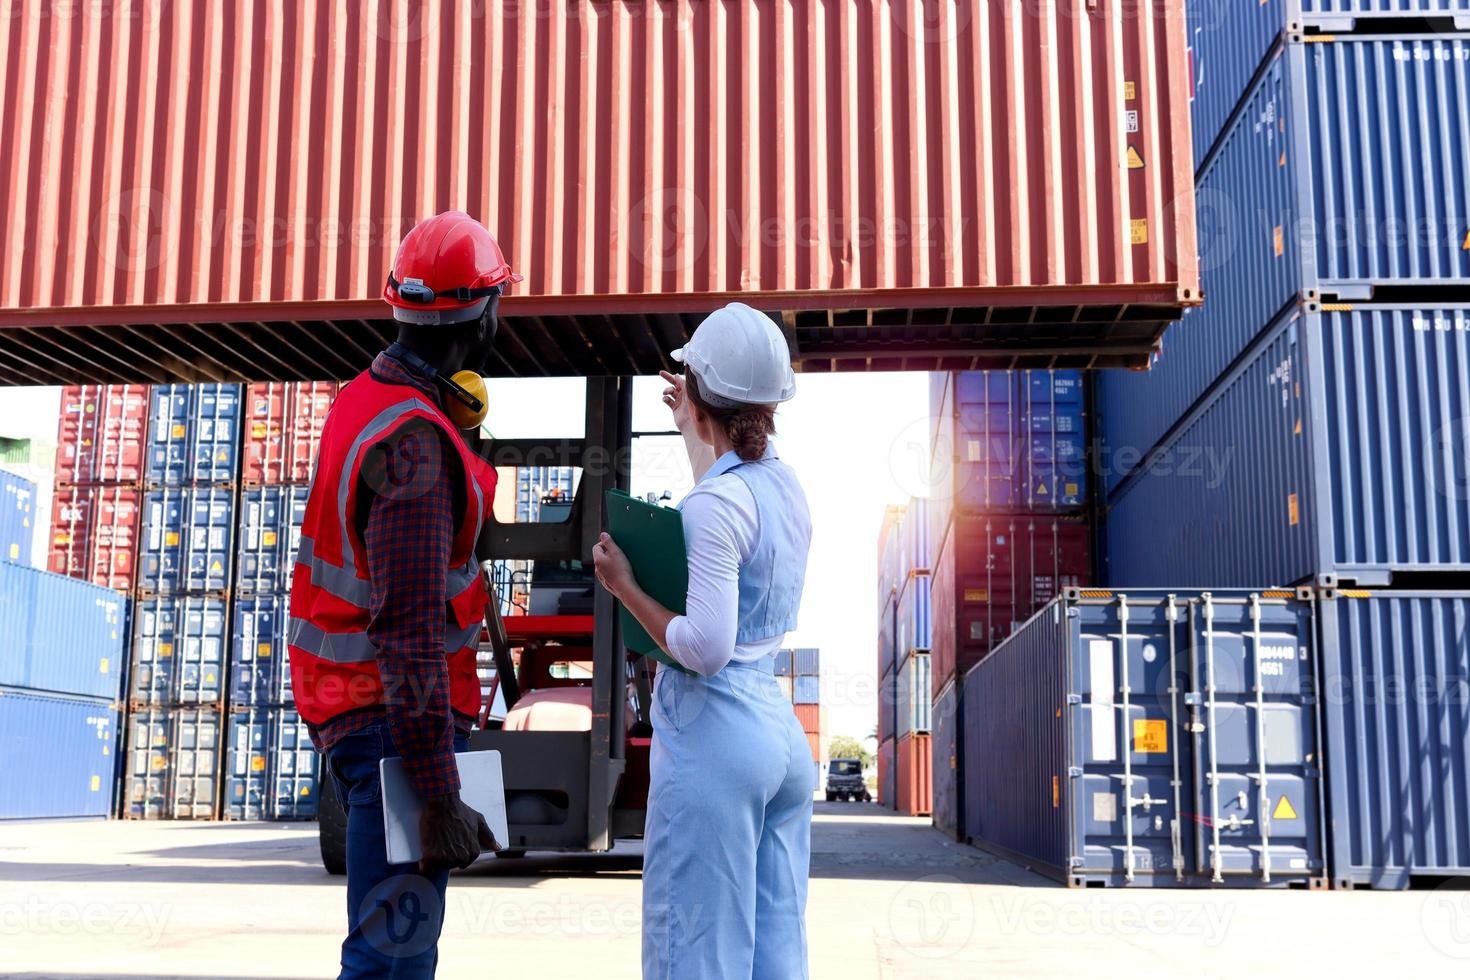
[383,211,523,324]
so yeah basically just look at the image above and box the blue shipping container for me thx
[230,594,293,707]
[792,648,820,676]
[130,596,228,705]
[932,680,961,840]
[140,487,236,594]
[1104,304,1470,589]
[1101,35,1470,492]
[236,485,308,594]
[127,705,220,819]
[146,385,243,486]
[226,706,320,820]
[898,497,932,577]
[877,592,897,681]
[878,663,896,744]
[794,675,820,705]
[896,571,931,655]
[1186,2,1470,172]
[1316,590,1470,889]
[0,469,35,565]
[933,370,1088,516]
[0,691,118,819]
[0,561,126,700]
[963,589,1325,887]
[896,652,932,736]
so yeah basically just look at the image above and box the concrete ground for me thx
[2,802,1466,978]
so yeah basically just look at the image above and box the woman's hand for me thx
[592,532,637,600]
[660,370,693,433]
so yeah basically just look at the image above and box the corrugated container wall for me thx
[1317,591,1470,889]
[896,572,931,656]
[792,648,820,676]
[930,514,1092,694]
[793,675,820,705]
[1104,306,1470,588]
[1101,35,1470,489]
[226,706,319,821]
[963,591,1325,887]
[231,595,294,708]
[931,370,1089,518]
[896,652,932,736]
[877,664,896,744]
[139,488,236,595]
[127,706,220,820]
[129,597,229,706]
[47,485,141,590]
[0,691,118,819]
[146,386,243,486]
[0,1,1198,321]
[898,498,931,579]
[236,486,309,595]
[0,561,127,700]
[877,592,897,682]
[896,732,932,817]
[877,505,905,610]
[0,469,36,565]
[878,737,895,810]
[54,386,148,486]
[932,681,961,839]
[242,383,339,485]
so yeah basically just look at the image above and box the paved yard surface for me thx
[2,802,1466,978]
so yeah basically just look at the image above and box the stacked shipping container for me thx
[0,470,36,566]
[876,500,933,815]
[927,370,1095,837]
[778,648,824,781]
[1089,5,1470,887]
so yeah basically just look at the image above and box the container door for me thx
[1072,596,1189,882]
[1188,593,1322,883]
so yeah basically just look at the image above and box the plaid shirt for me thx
[310,349,475,798]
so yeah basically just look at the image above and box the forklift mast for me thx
[465,377,637,852]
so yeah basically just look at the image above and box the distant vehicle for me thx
[825,759,870,802]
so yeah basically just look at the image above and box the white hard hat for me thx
[670,302,796,406]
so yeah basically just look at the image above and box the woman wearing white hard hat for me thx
[592,301,814,979]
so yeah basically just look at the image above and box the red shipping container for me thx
[242,383,340,484]
[48,486,140,590]
[805,732,821,763]
[793,704,822,735]
[931,515,1091,697]
[54,386,148,485]
[897,733,932,817]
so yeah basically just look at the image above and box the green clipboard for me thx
[604,489,691,672]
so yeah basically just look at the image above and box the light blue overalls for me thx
[642,447,815,980]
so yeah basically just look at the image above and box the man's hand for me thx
[418,792,501,876]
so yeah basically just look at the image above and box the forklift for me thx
[317,378,651,872]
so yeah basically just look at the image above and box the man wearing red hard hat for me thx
[288,211,520,978]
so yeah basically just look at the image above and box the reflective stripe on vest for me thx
[289,615,484,664]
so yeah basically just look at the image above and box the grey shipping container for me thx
[793,648,820,676]
[130,597,228,705]
[0,468,35,565]
[963,589,1325,887]
[127,705,221,819]
[1317,590,1470,888]
[0,560,127,700]
[775,648,793,676]
[1104,304,1470,589]
[932,680,961,840]
[1100,35,1470,493]
[878,663,896,744]
[0,690,118,819]
[877,592,897,679]
[896,652,932,736]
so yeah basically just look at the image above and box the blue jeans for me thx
[326,722,469,980]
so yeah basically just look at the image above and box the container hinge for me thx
[1066,693,1082,705]
[1069,856,1086,868]
[1068,767,1083,779]
[1130,793,1164,811]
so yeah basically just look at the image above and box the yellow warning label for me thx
[6,544,15,560]
[964,588,989,602]
[165,531,180,546]
[1052,775,1060,809]
[1274,225,1285,257]
[1273,795,1299,820]
[1064,482,1079,497]
[85,403,95,413]
[1133,719,1168,753]
[171,424,186,439]
[1124,80,1136,100]
[1294,418,1302,436]
[1288,492,1300,526]
[152,756,167,771]
[210,560,223,573]
[159,643,174,658]
[99,657,109,674]
[263,531,277,547]
[1035,481,1049,496]
[1463,229,1470,250]
[1126,145,1145,169]
[251,421,268,438]
[90,775,101,792]
[1130,218,1149,245]
[1279,150,1287,168]
[301,785,312,797]
[258,643,272,658]
[252,757,266,772]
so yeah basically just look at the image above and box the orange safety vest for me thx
[287,368,495,727]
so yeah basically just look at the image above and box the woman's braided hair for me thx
[686,372,776,462]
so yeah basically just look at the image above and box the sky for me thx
[482,372,931,747]
[1,371,932,750]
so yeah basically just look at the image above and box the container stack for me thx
[0,469,36,566]
[224,383,338,821]
[927,370,1094,836]
[892,498,932,818]
[125,385,242,820]
[48,385,149,590]
[778,647,824,784]
[1088,4,1470,889]
[874,505,903,807]
[0,561,128,818]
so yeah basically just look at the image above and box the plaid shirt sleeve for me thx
[360,417,461,798]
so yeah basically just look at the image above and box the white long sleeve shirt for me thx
[663,471,786,676]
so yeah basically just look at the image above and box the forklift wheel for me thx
[494,849,527,860]
[318,774,348,876]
